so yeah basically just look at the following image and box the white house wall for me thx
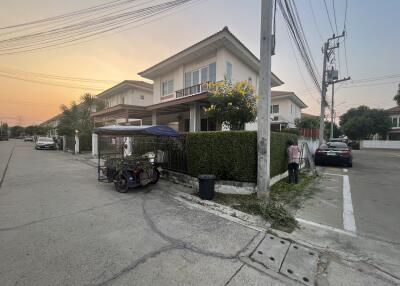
[105,87,152,107]
[218,48,259,88]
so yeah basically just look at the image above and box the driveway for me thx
[0,140,287,286]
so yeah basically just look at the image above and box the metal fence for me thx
[98,135,188,173]
[65,136,75,152]
[132,136,188,173]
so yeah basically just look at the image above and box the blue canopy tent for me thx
[93,125,179,137]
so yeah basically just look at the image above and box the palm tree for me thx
[394,83,400,106]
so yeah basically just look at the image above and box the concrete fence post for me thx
[92,133,98,157]
[62,135,67,151]
[74,134,79,155]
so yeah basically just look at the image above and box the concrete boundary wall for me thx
[161,169,290,195]
[361,140,400,149]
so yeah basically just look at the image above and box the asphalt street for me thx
[0,140,295,286]
[296,149,400,244]
[0,140,398,286]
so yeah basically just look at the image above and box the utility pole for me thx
[319,32,350,143]
[257,0,274,199]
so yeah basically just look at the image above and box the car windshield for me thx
[38,137,54,143]
[320,142,348,149]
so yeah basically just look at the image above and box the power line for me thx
[0,0,194,55]
[343,0,349,76]
[331,0,339,35]
[0,72,105,91]
[0,66,119,84]
[308,0,323,42]
[278,0,321,94]
[323,0,335,35]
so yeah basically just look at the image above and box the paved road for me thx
[1,141,398,286]
[0,140,293,286]
[296,149,400,243]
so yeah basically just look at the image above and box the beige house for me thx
[386,105,400,140]
[245,91,307,131]
[91,27,284,131]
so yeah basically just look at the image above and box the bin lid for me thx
[198,174,216,180]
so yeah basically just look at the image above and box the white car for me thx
[35,137,56,150]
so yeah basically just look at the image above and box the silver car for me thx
[35,137,56,150]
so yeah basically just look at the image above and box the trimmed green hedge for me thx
[187,131,297,182]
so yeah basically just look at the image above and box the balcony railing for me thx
[175,83,210,99]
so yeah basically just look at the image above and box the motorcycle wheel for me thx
[114,173,129,193]
[150,167,160,184]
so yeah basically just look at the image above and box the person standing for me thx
[287,140,301,184]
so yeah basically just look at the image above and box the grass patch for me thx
[212,172,318,232]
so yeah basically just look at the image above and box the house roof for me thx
[40,113,63,126]
[138,27,283,87]
[301,112,318,118]
[96,80,153,98]
[271,91,308,108]
[386,105,400,114]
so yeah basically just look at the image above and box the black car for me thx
[315,142,353,167]
[35,137,56,150]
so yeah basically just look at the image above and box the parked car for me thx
[35,137,56,150]
[315,142,353,167]
[24,136,34,142]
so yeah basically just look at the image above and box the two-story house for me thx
[91,27,285,131]
[40,113,63,137]
[91,80,153,126]
[245,91,307,131]
[386,106,400,140]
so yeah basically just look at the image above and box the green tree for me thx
[204,81,257,130]
[25,125,49,136]
[340,106,391,140]
[0,122,8,135]
[295,116,319,128]
[10,125,25,137]
[394,83,400,105]
[57,93,104,136]
[324,121,342,138]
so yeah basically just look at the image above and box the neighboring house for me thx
[91,80,153,126]
[91,27,284,132]
[245,91,307,131]
[386,106,400,140]
[40,113,63,137]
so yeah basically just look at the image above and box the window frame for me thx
[162,79,174,96]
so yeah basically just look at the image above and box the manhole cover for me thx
[280,243,318,285]
[251,234,290,271]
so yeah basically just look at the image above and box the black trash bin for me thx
[198,174,216,200]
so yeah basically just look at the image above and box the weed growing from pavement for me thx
[212,172,318,232]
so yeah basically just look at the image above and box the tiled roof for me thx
[386,105,400,114]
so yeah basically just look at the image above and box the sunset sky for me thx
[0,0,399,126]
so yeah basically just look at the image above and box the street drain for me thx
[270,236,274,239]
[293,245,298,249]
[287,269,293,274]
[257,250,263,255]
[303,277,309,282]
[269,257,275,261]
[280,240,285,244]
[309,252,314,256]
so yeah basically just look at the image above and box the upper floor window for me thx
[140,95,144,100]
[185,62,217,88]
[226,61,232,82]
[209,62,216,82]
[392,117,398,127]
[271,104,279,114]
[121,96,125,104]
[162,80,174,96]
